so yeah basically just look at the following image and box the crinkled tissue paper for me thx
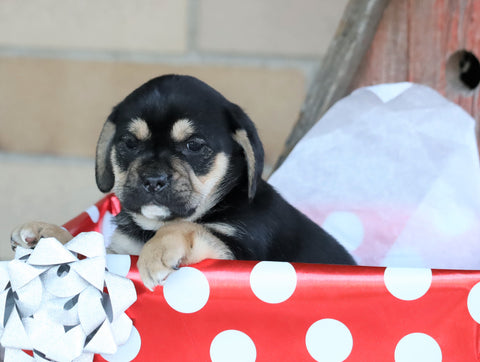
[270,83,480,269]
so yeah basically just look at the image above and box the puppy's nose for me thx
[142,174,170,193]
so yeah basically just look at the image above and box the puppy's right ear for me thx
[226,103,264,201]
[95,112,117,193]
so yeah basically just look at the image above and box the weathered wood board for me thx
[351,0,480,152]
[274,0,480,170]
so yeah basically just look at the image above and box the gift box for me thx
[1,193,475,361]
[3,83,480,361]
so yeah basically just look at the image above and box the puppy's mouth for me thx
[140,204,172,221]
[136,201,196,221]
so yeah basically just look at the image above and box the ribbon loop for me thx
[0,232,137,362]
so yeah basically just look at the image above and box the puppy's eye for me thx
[122,135,139,150]
[186,139,204,152]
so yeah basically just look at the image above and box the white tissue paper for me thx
[269,83,480,269]
[0,232,137,361]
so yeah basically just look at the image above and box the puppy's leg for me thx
[11,222,73,250]
[137,221,233,290]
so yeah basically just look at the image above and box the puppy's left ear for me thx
[95,111,117,193]
[226,103,264,200]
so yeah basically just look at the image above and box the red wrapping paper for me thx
[64,195,480,361]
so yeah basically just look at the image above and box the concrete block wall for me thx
[0,0,348,166]
[0,0,347,258]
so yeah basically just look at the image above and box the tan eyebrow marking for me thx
[171,119,195,142]
[128,118,151,141]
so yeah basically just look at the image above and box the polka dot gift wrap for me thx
[13,193,476,361]
[6,83,480,361]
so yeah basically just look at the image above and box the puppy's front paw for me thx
[137,221,233,291]
[137,225,191,291]
[10,222,73,251]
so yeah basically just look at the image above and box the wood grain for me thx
[275,0,480,170]
[351,0,480,152]
[272,0,390,171]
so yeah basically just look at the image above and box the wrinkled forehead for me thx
[114,79,234,141]
[124,116,231,147]
[121,117,195,142]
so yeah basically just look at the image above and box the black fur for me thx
[96,74,355,265]
[200,181,355,264]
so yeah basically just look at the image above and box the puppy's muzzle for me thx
[142,173,170,193]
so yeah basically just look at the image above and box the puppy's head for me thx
[96,75,264,226]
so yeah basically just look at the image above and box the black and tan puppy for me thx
[11,75,355,289]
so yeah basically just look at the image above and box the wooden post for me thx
[272,0,390,172]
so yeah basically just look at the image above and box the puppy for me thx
[11,74,355,290]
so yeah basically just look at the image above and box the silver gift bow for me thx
[0,232,137,361]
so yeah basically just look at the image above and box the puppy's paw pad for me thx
[161,247,184,272]
[10,222,73,251]
[137,222,194,290]
[10,223,42,250]
[137,246,185,291]
[137,257,177,291]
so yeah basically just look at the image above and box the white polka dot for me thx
[395,333,442,362]
[467,282,480,323]
[384,267,432,301]
[382,245,426,268]
[210,330,256,362]
[250,261,297,304]
[305,319,353,362]
[85,205,100,223]
[105,254,131,277]
[101,326,141,362]
[163,267,209,313]
[322,212,364,252]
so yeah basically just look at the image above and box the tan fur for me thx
[137,220,234,290]
[11,221,73,250]
[110,150,166,232]
[107,229,144,255]
[96,120,116,182]
[128,118,151,141]
[171,119,194,142]
[110,148,129,199]
[233,129,255,198]
[170,155,191,184]
[187,153,230,221]
[204,222,238,237]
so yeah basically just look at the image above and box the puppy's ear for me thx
[95,111,117,193]
[227,103,264,200]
